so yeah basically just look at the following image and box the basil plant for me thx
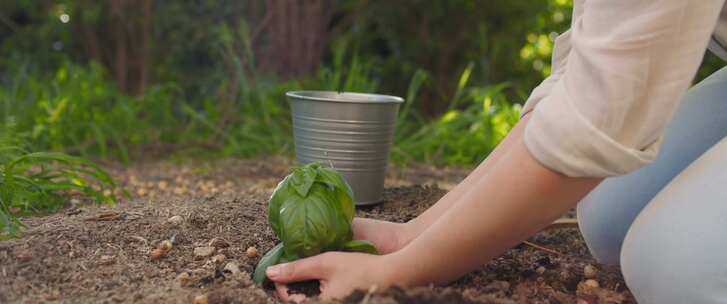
[253,163,378,283]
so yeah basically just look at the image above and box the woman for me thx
[268,1,727,303]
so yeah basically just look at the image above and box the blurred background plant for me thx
[0,0,724,165]
[0,123,119,238]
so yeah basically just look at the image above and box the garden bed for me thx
[0,158,634,303]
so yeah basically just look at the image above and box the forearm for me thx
[387,117,602,286]
[401,116,527,242]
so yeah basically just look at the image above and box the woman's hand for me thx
[267,252,398,302]
[265,218,409,302]
[351,218,410,254]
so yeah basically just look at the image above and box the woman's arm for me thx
[352,112,527,254]
[351,112,528,253]
[387,115,602,286]
[398,111,527,242]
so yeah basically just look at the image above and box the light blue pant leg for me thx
[621,137,727,304]
[576,66,727,265]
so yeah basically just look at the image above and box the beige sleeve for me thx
[521,30,572,117]
[523,0,724,177]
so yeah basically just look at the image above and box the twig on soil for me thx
[130,236,149,246]
[65,208,83,216]
[546,218,579,230]
[522,241,563,256]
[84,211,122,221]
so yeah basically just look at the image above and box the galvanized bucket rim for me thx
[287,90,404,104]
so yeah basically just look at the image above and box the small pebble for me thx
[99,255,115,265]
[176,272,191,286]
[192,294,208,304]
[159,240,173,251]
[167,216,184,226]
[150,240,173,260]
[583,264,598,279]
[536,266,546,274]
[44,290,61,301]
[224,262,240,274]
[194,246,215,258]
[158,180,168,190]
[246,246,258,258]
[173,187,186,195]
[150,248,166,260]
[584,279,600,288]
[211,254,226,264]
[15,250,33,262]
[137,188,147,196]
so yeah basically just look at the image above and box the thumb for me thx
[266,254,329,283]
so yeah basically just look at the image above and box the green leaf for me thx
[315,166,355,221]
[278,186,343,258]
[253,243,284,284]
[0,146,118,237]
[290,165,317,197]
[268,175,292,237]
[341,240,379,255]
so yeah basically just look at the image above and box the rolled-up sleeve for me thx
[524,0,725,177]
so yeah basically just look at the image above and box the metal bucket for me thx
[287,91,403,205]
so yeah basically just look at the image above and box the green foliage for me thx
[0,133,119,238]
[0,43,388,162]
[336,0,570,113]
[395,69,522,165]
[0,52,523,168]
[0,61,191,162]
[253,243,284,283]
[253,163,377,284]
[518,0,573,77]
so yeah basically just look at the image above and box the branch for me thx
[250,1,273,46]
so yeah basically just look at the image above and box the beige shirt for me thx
[522,0,727,177]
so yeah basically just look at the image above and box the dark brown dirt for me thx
[0,158,634,303]
[287,281,321,298]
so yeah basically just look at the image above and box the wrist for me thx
[380,250,416,288]
[396,221,418,250]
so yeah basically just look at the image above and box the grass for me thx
[0,137,119,239]
[393,64,521,165]
[0,55,520,164]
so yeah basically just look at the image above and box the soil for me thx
[0,158,635,303]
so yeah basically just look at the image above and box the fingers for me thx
[274,283,289,301]
[267,253,332,284]
[275,283,308,303]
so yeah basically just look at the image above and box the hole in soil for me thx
[287,280,321,297]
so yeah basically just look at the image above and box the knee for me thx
[576,169,670,266]
[576,200,622,265]
[620,219,724,304]
[576,189,640,266]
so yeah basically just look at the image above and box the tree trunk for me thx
[138,0,152,94]
[110,0,128,93]
[256,0,334,79]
